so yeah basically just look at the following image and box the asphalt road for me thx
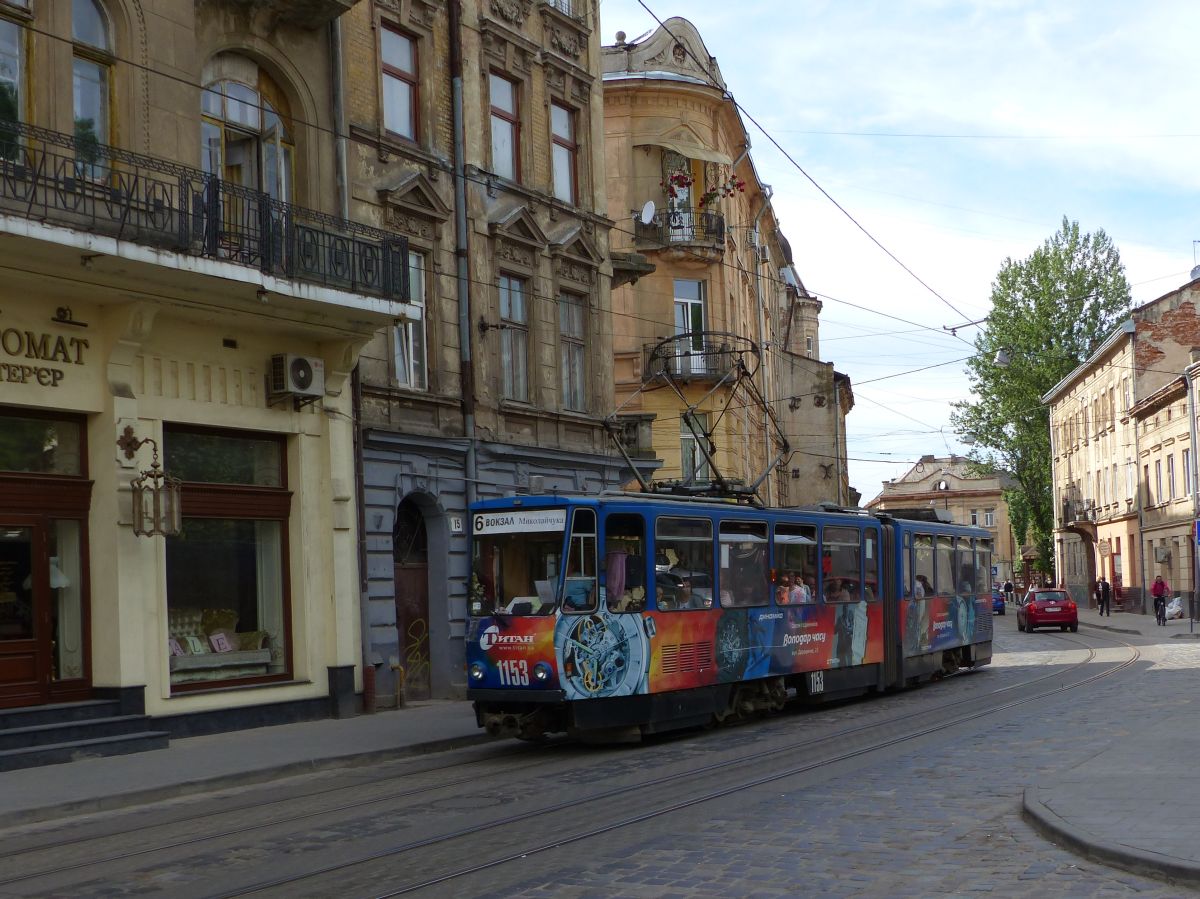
[0,621,1190,898]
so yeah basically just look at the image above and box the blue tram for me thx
[466,493,992,740]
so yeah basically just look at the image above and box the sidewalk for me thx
[0,699,490,827]
[1023,600,1200,886]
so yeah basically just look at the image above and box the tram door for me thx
[0,519,50,708]
[393,498,431,701]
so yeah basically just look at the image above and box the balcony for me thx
[643,335,736,385]
[635,205,725,252]
[0,120,408,302]
[234,0,361,30]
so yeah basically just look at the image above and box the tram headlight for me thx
[533,662,552,682]
[469,662,486,681]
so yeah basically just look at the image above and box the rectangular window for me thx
[654,517,713,611]
[1123,377,1130,410]
[805,335,813,353]
[604,513,646,614]
[1168,454,1176,500]
[822,526,863,602]
[935,535,953,595]
[774,522,817,604]
[1127,462,1135,501]
[559,292,585,411]
[673,279,706,375]
[164,428,290,690]
[381,26,417,140]
[489,73,519,181]
[0,413,83,475]
[394,250,428,390]
[499,274,528,401]
[550,101,577,203]
[984,508,995,528]
[969,508,978,526]
[1145,464,1152,504]
[562,508,597,613]
[680,411,709,483]
[913,534,934,598]
[1185,449,1193,497]
[1155,460,1162,504]
[0,17,21,160]
[719,520,768,607]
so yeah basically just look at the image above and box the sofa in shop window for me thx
[167,607,272,683]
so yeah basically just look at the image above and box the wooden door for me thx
[0,518,50,708]
[394,563,430,701]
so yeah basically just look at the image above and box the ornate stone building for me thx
[0,0,402,746]
[602,18,848,507]
[344,0,627,701]
[866,456,1018,584]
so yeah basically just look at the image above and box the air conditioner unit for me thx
[270,354,325,398]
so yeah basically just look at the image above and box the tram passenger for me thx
[914,574,932,598]
[790,574,809,604]
[804,575,817,603]
[777,574,793,605]
[825,578,851,602]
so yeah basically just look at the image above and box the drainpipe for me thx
[449,0,478,506]
[751,184,773,505]
[333,16,374,711]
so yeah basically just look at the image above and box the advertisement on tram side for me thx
[902,594,981,655]
[465,616,557,690]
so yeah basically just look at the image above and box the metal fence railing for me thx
[0,120,408,302]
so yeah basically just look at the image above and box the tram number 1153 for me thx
[809,670,825,695]
[498,659,530,686]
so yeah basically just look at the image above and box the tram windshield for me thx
[470,508,566,616]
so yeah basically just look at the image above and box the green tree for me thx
[951,217,1131,571]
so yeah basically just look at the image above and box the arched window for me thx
[201,61,293,202]
[0,5,24,160]
[72,0,111,176]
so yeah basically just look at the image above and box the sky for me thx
[597,0,1200,503]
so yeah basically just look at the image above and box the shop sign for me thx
[0,325,89,388]
[1099,538,1111,557]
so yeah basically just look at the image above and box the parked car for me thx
[1017,588,1078,633]
[992,587,1006,615]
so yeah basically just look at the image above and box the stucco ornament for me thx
[490,0,532,25]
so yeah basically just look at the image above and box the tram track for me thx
[0,631,1137,898]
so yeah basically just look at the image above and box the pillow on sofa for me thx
[201,608,238,635]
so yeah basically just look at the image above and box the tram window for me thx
[953,537,975,597]
[604,512,647,613]
[976,538,992,594]
[563,508,598,613]
[471,516,564,616]
[863,529,878,601]
[902,532,913,597]
[913,534,934,598]
[774,523,816,604]
[720,520,769,607]
[935,536,953,595]
[655,517,713,611]
[822,526,861,602]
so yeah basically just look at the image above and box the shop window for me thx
[0,412,83,475]
[381,25,417,141]
[164,428,289,689]
[72,0,111,179]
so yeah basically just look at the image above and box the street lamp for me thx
[116,426,182,538]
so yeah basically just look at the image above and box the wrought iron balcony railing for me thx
[635,205,725,247]
[643,336,736,383]
[0,120,408,302]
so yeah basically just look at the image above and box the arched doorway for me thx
[393,497,430,701]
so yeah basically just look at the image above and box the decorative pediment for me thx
[549,224,602,286]
[373,0,438,29]
[378,171,451,221]
[489,205,548,249]
[630,17,726,90]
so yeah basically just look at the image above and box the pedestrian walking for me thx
[1094,576,1111,617]
[1004,579,1014,604]
[1152,575,1169,625]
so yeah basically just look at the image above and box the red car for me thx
[1018,588,1078,633]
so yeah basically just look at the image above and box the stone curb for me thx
[3,731,496,829]
[1022,785,1200,888]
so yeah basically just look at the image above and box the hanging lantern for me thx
[117,426,182,538]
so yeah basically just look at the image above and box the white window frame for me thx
[559,291,586,412]
[393,250,428,390]
[499,273,528,402]
[983,508,995,528]
[1185,448,1193,497]
[1168,454,1176,500]
[681,411,710,483]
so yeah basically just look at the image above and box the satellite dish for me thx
[639,200,656,225]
